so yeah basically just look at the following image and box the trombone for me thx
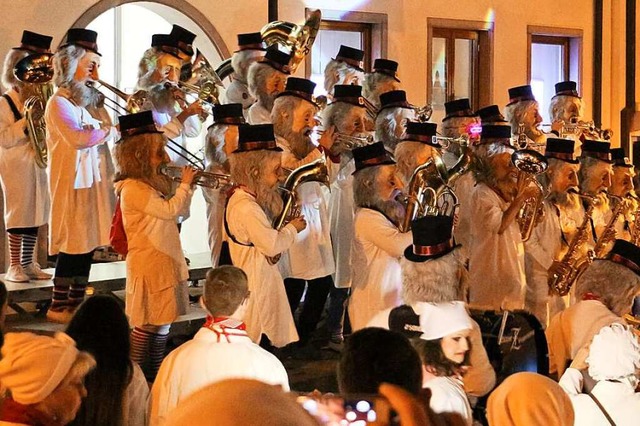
[159,165,231,189]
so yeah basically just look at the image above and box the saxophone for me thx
[398,135,472,232]
[266,157,330,265]
[592,194,625,258]
[631,196,640,245]
[548,193,596,296]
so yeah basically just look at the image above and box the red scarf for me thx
[0,398,63,426]
[202,315,249,343]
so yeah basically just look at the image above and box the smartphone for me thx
[297,393,395,426]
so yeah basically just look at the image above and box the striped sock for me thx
[8,233,22,267]
[20,234,37,268]
[51,277,73,311]
[147,332,170,382]
[68,277,88,309]
[130,327,153,367]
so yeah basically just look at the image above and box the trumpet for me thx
[87,79,147,114]
[159,165,231,189]
[414,104,433,123]
[315,130,374,151]
[431,134,469,150]
[564,118,613,140]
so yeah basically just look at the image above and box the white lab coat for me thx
[116,179,193,327]
[329,158,356,288]
[149,326,289,426]
[452,172,476,261]
[225,188,299,347]
[424,376,473,426]
[546,300,625,376]
[145,102,202,167]
[524,201,566,327]
[0,89,49,228]
[348,208,412,331]
[44,88,116,255]
[468,183,526,311]
[560,368,640,426]
[223,79,255,114]
[276,139,335,280]
[247,102,271,124]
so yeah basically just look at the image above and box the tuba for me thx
[399,135,472,232]
[13,53,54,169]
[261,9,322,73]
[266,157,330,264]
[512,149,548,242]
[548,192,596,296]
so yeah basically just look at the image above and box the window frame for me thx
[527,26,583,91]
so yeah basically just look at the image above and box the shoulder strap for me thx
[224,189,254,247]
[587,391,617,426]
[2,94,22,121]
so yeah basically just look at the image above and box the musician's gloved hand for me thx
[290,216,307,233]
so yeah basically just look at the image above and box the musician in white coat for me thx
[150,266,289,426]
[323,45,365,97]
[609,147,636,242]
[246,48,291,124]
[348,141,412,330]
[525,138,580,327]
[226,124,306,348]
[394,121,439,188]
[321,84,369,349]
[547,240,640,377]
[271,77,337,346]
[375,90,416,152]
[136,33,204,168]
[113,111,195,381]
[45,29,118,323]
[223,33,265,115]
[504,84,548,148]
[0,30,52,283]
[202,103,244,266]
[363,59,401,110]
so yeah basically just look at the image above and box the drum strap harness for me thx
[587,392,616,426]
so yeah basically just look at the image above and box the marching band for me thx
[2,15,640,420]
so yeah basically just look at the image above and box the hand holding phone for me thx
[297,392,394,426]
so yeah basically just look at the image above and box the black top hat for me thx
[611,147,634,168]
[545,138,579,164]
[476,104,507,123]
[60,28,101,56]
[378,90,413,114]
[118,111,162,138]
[13,30,52,53]
[404,215,459,263]
[236,32,266,51]
[276,77,317,106]
[352,141,395,174]
[334,45,364,71]
[507,85,536,105]
[553,81,580,98]
[150,34,182,60]
[212,103,245,125]
[259,47,293,74]
[169,25,196,57]
[606,239,640,276]
[403,121,438,146]
[580,140,612,163]
[373,58,400,82]
[234,124,282,153]
[480,123,512,140]
[444,98,475,121]
[331,85,366,108]
[388,305,423,339]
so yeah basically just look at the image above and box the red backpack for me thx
[109,197,128,257]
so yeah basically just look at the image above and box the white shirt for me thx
[225,188,299,347]
[0,89,49,228]
[45,88,117,254]
[348,208,412,331]
[149,325,289,426]
[424,376,473,426]
[468,183,526,311]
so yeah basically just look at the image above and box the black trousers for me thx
[285,275,333,345]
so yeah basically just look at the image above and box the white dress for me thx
[0,89,49,228]
[225,188,299,347]
[44,88,117,255]
[149,325,289,426]
[276,139,335,280]
[524,201,565,327]
[348,208,412,331]
[468,183,526,311]
[115,179,193,327]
